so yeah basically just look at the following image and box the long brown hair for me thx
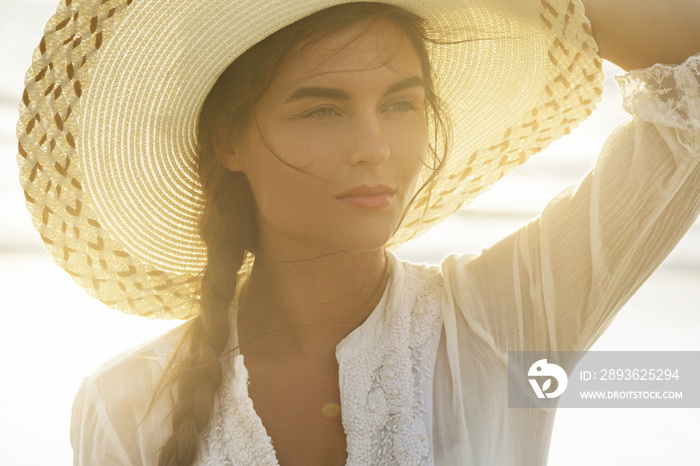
[146,3,451,465]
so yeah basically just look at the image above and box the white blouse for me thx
[71,54,700,465]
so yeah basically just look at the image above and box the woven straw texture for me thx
[17,0,604,319]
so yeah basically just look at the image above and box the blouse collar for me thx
[335,250,403,364]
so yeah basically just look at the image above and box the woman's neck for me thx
[236,246,390,363]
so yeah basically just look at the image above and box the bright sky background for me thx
[1,1,698,465]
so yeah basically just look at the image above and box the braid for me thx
[158,175,255,465]
[156,168,256,466]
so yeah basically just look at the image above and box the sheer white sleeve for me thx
[442,52,700,361]
[70,378,133,465]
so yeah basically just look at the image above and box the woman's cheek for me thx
[268,122,349,169]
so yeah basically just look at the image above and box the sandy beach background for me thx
[1,1,698,464]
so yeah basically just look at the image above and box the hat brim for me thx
[17,0,603,318]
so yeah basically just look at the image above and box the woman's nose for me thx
[347,112,391,166]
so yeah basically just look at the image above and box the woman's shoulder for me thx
[87,320,191,385]
[75,320,192,423]
[71,321,192,461]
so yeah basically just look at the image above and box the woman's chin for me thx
[260,213,401,257]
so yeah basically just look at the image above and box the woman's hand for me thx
[582,0,700,70]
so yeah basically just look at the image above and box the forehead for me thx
[273,18,422,89]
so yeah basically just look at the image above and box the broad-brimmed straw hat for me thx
[17,0,604,319]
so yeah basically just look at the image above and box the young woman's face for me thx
[224,19,429,255]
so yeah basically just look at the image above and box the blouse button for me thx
[391,389,399,397]
[386,359,394,367]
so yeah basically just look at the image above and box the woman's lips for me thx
[335,185,396,210]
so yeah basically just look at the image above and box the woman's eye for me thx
[385,100,418,112]
[306,107,337,118]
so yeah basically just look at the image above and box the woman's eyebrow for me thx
[383,76,425,95]
[284,75,425,103]
[285,87,350,102]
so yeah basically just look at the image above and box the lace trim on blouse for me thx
[201,356,278,465]
[616,54,700,151]
[340,263,443,465]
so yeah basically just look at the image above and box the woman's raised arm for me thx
[582,0,700,70]
[442,14,700,361]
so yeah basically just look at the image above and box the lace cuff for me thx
[615,53,700,133]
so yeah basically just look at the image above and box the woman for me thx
[16,0,700,464]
